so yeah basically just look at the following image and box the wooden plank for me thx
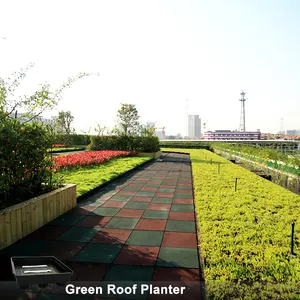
[0,214,7,250]
[5,213,12,247]
[51,194,55,220]
[36,200,43,229]
[10,210,17,244]
[25,203,31,236]
[16,208,22,241]
[31,202,37,232]
[21,206,26,237]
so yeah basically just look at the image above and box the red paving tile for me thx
[152,267,200,281]
[117,190,136,195]
[101,201,127,208]
[160,185,176,189]
[173,198,194,204]
[75,216,112,227]
[39,241,86,261]
[163,179,177,183]
[135,219,167,230]
[155,192,174,198]
[140,187,158,192]
[168,211,195,221]
[147,203,171,211]
[114,245,159,265]
[91,228,132,244]
[128,183,144,187]
[130,196,152,202]
[25,225,70,240]
[116,208,144,218]
[177,182,192,187]
[162,232,198,248]
[176,190,193,194]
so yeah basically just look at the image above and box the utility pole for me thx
[239,91,246,131]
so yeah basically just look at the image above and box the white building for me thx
[187,115,201,138]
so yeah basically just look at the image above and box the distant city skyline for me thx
[1,0,300,135]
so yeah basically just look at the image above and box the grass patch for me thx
[60,156,152,197]
[161,148,300,298]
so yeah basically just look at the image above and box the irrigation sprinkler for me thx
[291,222,296,256]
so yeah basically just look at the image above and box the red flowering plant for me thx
[51,150,132,171]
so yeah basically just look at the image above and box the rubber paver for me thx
[0,153,202,299]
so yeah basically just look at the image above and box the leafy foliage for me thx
[53,134,91,146]
[0,119,62,209]
[89,135,160,152]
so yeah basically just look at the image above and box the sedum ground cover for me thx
[161,148,300,299]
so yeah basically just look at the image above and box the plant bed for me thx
[161,148,300,298]
[11,256,73,289]
[0,184,76,251]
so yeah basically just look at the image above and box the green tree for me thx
[94,123,107,135]
[116,103,140,135]
[56,110,75,134]
[139,121,156,137]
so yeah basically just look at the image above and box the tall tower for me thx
[239,91,246,131]
[185,98,189,137]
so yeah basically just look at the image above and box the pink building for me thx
[204,130,261,140]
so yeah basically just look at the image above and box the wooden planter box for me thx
[0,184,76,251]
[136,151,162,159]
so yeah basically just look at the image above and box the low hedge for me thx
[53,134,92,146]
[160,141,212,149]
[89,135,160,152]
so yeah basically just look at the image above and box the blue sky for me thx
[0,0,299,135]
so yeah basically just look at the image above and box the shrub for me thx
[0,119,62,209]
[89,135,160,152]
[53,134,91,146]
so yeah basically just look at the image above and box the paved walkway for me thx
[0,153,202,300]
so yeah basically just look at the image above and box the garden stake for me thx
[234,178,238,191]
[291,222,295,256]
